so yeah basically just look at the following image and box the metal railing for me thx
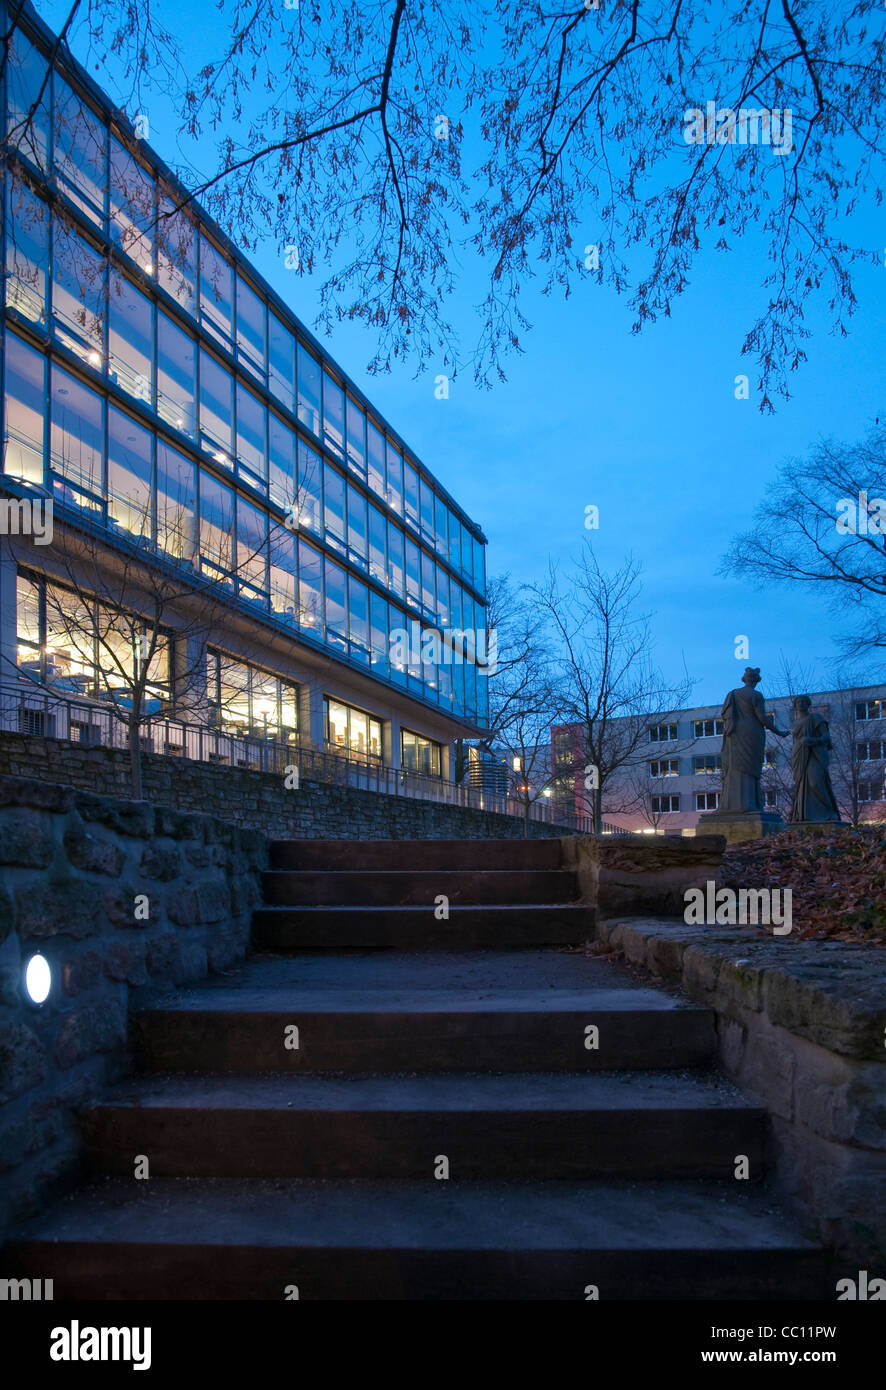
[0,683,627,834]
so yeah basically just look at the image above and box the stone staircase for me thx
[6,838,827,1299]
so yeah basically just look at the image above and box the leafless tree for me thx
[3,0,882,401]
[528,542,693,833]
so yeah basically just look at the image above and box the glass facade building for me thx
[0,2,488,774]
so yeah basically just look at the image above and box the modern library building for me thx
[0,0,489,783]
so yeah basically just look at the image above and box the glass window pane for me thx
[349,708,369,753]
[17,574,42,675]
[405,537,421,604]
[368,504,386,584]
[370,591,388,679]
[386,443,403,514]
[199,349,233,463]
[326,698,347,750]
[157,313,196,437]
[367,421,385,497]
[346,397,366,475]
[269,528,297,621]
[157,441,196,559]
[348,576,369,663]
[297,440,322,535]
[5,177,49,325]
[6,30,50,170]
[419,477,435,543]
[421,549,436,614]
[54,79,106,225]
[404,460,420,530]
[297,342,321,436]
[3,330,45,484]
[50,365,103,501]
[434,495,448,556]
[157,194,196,311]
[237,276,266,379]
[347,482,367,562]
[45,581,96,691]
[269,313,296,413]
[324,463,345,549]
[297,537,323,635]
[236,381,267,486]
[389,603,407,684]
[199,235,233,343]
[473,535,486,593]
[52,224,104,365]
[323,371,344,457]
[199,471,234,576]
[108,406,152,540]
[108,270,153,404]
[436,566,450,628]
[109,138,154,272]
[324,558,347,652]
[268,413,296,511]
[448,510,461,571]
[387,521,405,597]
[237,496,268,599]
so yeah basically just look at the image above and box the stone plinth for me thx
[697,810,784,844]
[561,833,727,917]
[786,821,852,834]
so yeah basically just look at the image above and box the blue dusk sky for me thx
[32,0,886,706]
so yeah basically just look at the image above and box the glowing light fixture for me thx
[25,953,51,1004]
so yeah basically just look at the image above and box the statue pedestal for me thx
[786,820,851,834]
[696,809,785,844]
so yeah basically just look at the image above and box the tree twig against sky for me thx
[6,0,882,402]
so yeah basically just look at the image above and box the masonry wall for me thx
[0,733,568,840]
[0,774,267,1245]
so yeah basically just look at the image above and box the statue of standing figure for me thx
[788,695,842,823]
[720,667,789,812]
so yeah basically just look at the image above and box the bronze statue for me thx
[720,667,789,812]
[789,695,842,823]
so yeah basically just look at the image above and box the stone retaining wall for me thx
[0,733,566,840]
[595,916,886,1264]
[0,774,267,1244]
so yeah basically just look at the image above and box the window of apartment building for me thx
[108,406,152,539]
[765,789,779,809]
[3,331,45,484]
[235,382,267,488]
[199,235,233,345]
[50,364,104,507]
[763,748,778,770]
[367,422,385,499]
[296,440,322,534]
[692,718,724,738]
[109,270,153,405]
[156,440,196,560]
[52,222,104,366]
[650,758,679,777]
[267,312,295,415]
[236,276,266,382]
[207,652,298,743]
[695,792,719,811]
[157,194,197,311]
[109,138,154,273]
[322,372,344,457]
[649,723,678,743]
[5,178,49,326]
[54,78,106,226]
[859,780,886,802]
[198,349,233,465]
[651,794,680,814]
[693,754,721,775]
[386,444,403,514]
[857,740,886,761]
[6,30,50,172]
[157,312,196,437]
[856,700,884,721]
[297,343,322,437]
[402,729,442,778]
[297,537,323,635]
[268,413,296,511]
[346,397,366,477]
[324,697,382,760]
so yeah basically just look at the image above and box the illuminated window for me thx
[324,697,382,761]
[3,331,45,484]
[401,729,442,778]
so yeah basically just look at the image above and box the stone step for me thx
[268,839,564,872]
[260,868,580,907]
[79,1072,765,1180]
[135,953,716,1074]
[251,904,595,950]
[6,1177,828,1300]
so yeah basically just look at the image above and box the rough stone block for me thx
[63,827,125,877]
[52,998,126,1068]
[16,880,101,940]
